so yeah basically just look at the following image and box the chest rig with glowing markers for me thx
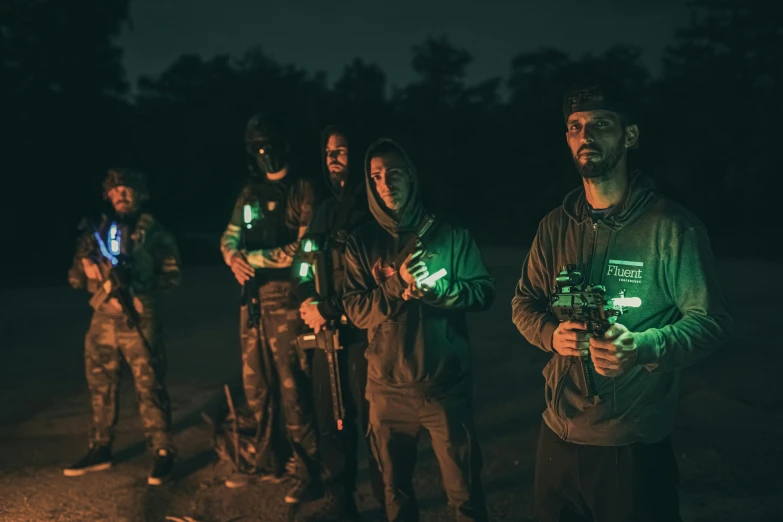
[241,180,296,251]
[95,216,139,268]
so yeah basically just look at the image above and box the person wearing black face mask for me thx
[219,112,325,505]
[64,168,181,486]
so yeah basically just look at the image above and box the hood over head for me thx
[321,123,366,200]
[363,138,425,238]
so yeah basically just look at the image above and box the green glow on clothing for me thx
[243,204,252,228]
[613,297,642,308]
[419,268,447,287]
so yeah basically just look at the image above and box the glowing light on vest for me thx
[91,222,119,266]
[243,204,253,229]
[109,222,120,256]
[299,262,310,278]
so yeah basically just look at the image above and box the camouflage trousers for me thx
[84,311,173,452]
[239,286,320,480]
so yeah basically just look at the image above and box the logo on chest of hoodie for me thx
[606,259,643,283]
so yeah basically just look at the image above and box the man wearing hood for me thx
[293,124,386,520]
[342,139,494,522]
[64,168,180,485]
[512,80,733,521]
[220,112,323,503]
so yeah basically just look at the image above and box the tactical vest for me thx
[241,179,297,285]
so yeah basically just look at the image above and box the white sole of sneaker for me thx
[147,476,165,486]
[63,462,112,477]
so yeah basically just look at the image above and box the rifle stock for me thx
[295,236,346,430]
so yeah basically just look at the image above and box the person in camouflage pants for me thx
[220,112,323,504]
[64,168,181,486]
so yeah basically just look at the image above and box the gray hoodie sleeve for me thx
[342,233,407,330]
[511,220,559,352]
[634,225,733,372]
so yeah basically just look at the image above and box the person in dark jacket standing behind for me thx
[293,124,385,520]
[342,139,494,522]
[512,80,733,522]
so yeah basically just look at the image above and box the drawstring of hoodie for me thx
[598,227,617,413]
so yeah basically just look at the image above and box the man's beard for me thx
[329,166,348,188]
[114,201,132,214]
[573,143,624,180]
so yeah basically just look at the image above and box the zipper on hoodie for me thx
[553,220,599,419]
[588,220,599,284]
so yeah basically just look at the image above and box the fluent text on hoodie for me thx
[512,171,733,446]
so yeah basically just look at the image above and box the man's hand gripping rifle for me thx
[78,218,152,352]
[394,215,448,293]
[549,264,641,397]
[295,237,346,431]
[391,214,436,272]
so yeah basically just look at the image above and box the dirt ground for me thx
[1,248,781,522]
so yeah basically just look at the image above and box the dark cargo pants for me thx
[535,421,682,522]
[84,311,172,452]
[312,339,385,508]
[367,392,487,522]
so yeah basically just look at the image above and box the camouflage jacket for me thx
[68,213,181,316]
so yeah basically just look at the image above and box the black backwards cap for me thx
[562,80,634,124]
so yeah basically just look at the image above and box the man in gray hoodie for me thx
[343,139,494,522]
[512,80,733,522]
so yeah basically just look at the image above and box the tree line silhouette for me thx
[2,0,780,277]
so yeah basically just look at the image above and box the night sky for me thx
[118,0,692,90]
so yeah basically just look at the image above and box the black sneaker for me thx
[285,476,325,504]
[63,444,112,477]
[148,448,175,485]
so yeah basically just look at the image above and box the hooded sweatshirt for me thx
[342,139,495,398]
[293,125,370,342]
[512,171,733,446]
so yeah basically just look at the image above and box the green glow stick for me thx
[419,268,447,287]
[613,297,642,308]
